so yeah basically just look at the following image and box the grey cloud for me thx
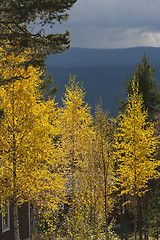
[49,0,160,48]
[71,0,160,29]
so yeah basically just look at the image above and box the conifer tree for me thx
[115,79,159,240]
[0,0,77,67]
[0,46,64,240]
[118,54,160,121]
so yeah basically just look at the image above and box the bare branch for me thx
[0,75,30,85]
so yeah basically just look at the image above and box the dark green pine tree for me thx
[0,0,77,67]
[39,74,58,101]
[118,54,160,121]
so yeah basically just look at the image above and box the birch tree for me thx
[94,103,116,240]
[114,79,159,240]
[56,77,94,239]
[0,46,64,240]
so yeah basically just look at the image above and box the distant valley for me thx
[46,47,160,115]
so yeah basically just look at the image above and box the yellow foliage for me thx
[0,45,64,210]
[56,77,102,238]
[94,103,116,237]
[114,79,159,196]
[56,76,93,170]
[56,80,116,238]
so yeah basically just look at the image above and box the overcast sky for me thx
[52,0,160,49]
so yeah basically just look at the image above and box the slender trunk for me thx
[71,130,75,240]
[138,197,143,240]
[101,149,109,239]
[133,122,137,240]
[144,225,148,240]
[13,196,20,240]
[71,156,75,240]
[156,213,159,240]
[101,139,109,240]
[93,184,96,237]
[102,152,109,239]
[133,192,137,240]
[92,187,96,240]
[134,206,137,240]
[104,178,109,240]
[13,167,20,240]
[89,182,94,234]
[144,195,148,240]
[12,81,20,240]
[144,217,148,240]
[13,144,20,240]
[155,187,159,240]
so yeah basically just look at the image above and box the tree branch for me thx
[0,75,30,85]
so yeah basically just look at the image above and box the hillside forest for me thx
[0,1,160,239]
[0,42,160,240]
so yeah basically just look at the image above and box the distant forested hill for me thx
[46,47,160,115]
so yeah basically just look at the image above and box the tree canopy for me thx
[115,79,159,239]
[0,0,77,66]
[118,54,160,120]
[0,46,64,240]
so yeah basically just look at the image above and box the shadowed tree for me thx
[118,54,160,121]
[0,0,77,79]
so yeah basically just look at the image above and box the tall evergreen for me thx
[0,0,77,68]
[118,54,160,120]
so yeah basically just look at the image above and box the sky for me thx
[52,0,160,49]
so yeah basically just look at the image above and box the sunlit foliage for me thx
[0,45,64,239]
[114,78,159,239]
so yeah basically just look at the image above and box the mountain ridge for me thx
[47,47,160,67]
[46,47,160,115]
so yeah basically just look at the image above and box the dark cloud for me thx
[51,0,160,48]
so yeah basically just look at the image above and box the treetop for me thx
[0,0,77,65]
